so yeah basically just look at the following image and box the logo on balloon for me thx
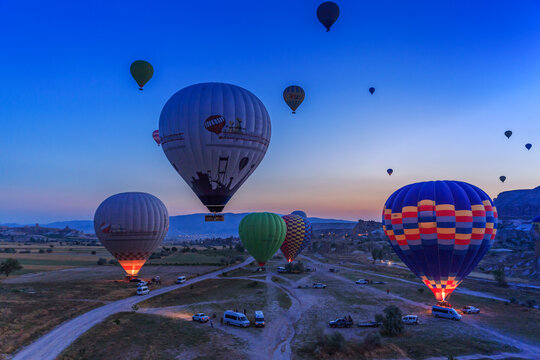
[204,115,226,135]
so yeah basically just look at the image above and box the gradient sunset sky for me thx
[2,1,540,223]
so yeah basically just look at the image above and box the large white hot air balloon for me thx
[159,82,271,214]
[94,192,169,277]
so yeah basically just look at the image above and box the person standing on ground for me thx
[386,288,390,295]
[243,309,246,315]
[221,317,223,326]
[210,320,214,328]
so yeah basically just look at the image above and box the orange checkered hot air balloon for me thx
[280,214,312,262]
[94,192,169,278]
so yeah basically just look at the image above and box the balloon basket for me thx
[125,275,139,282]
[205,214,224,222]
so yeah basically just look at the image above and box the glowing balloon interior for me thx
[382,181,498,301]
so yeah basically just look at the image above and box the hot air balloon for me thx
[369,87,375,95]
[239,213,286,267]
[281,214,312,262]
[130,60,154,90]
[387,169,393,176]
[526,143,532,150]
[283,86,305,114]
[382,180,498,301]
[94,192,169,278]
[159,83,271,214]
[152,130,161,146]
[500,176,506,183]
[291,210,307,218]
[317,2,340,32]
[504,130,512,139]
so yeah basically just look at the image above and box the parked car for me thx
[313,283,327,289]
[136,280,148,287]
[355,279,369,284]
[176,276,186,284]
[192,313,210,323]
[432,305,461,321]
[462,306,480,314]
[402,315,419,325]
[357,321,381,328]
[223,310,250,327]
[136,286,150,295]
[254,311,265,327]
[277,266,287,273]
[328,317,353,328]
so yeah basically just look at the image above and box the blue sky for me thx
[1,0,540,223]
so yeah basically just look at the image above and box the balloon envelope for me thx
[130,60,154,90]
[504,130,512,139]
[317,1,340,31]
[387,169,393,176]
[280,214,312,262]
[500,176,506,183]
[291,210,307,218]
[239,213,286,266]
[94,192,169,276]
[159,83,271,213]
[382,180,498,301]
[152,130,161,145]
[369,87,375,95]
[526,143,532,150]
[283,86,305,113]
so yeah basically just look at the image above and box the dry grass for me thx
[58,312,247,360]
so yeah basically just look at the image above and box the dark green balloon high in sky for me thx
[239,213,286,267]
[130,60,154,90]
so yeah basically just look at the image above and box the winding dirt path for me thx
[12,258,254,360]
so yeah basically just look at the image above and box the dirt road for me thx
[12,258,254,360]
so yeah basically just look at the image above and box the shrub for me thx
[247,281,259,288]
[321,332,345,354]
[376,305,404,336]
[171,247,178,252]
[417,288,424,294]
[363,332,382,349]
[46,248,52,253]
[38,249,45,253]
[131,304,139,312]
[108,259,117,265]
[0,258,23,277]
[97,258,107,265]
[526,299,537,308]
[91,251,96,255]
[113,319,121,325]
[492,264,507,287]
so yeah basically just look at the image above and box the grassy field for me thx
[0,279,134,354]
[139,279,267,308]
[58,312,247,360]
[147,249,247,266]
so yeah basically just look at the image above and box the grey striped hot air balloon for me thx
[159,82,271,214]
[94,192,169,277]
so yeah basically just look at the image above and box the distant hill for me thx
[493,186,540,220]
[2,214,356,239]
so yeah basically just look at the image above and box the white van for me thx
[223,310,250,327]
[402,315,419,325]
[432,305,461,320]
[176,276,186,284]
[254,311,265,327]
[137,286,150,295]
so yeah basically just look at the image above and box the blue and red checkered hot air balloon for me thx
[382,181,498,301]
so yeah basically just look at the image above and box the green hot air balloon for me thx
[239,213,286,267]
[130,60,154,90]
